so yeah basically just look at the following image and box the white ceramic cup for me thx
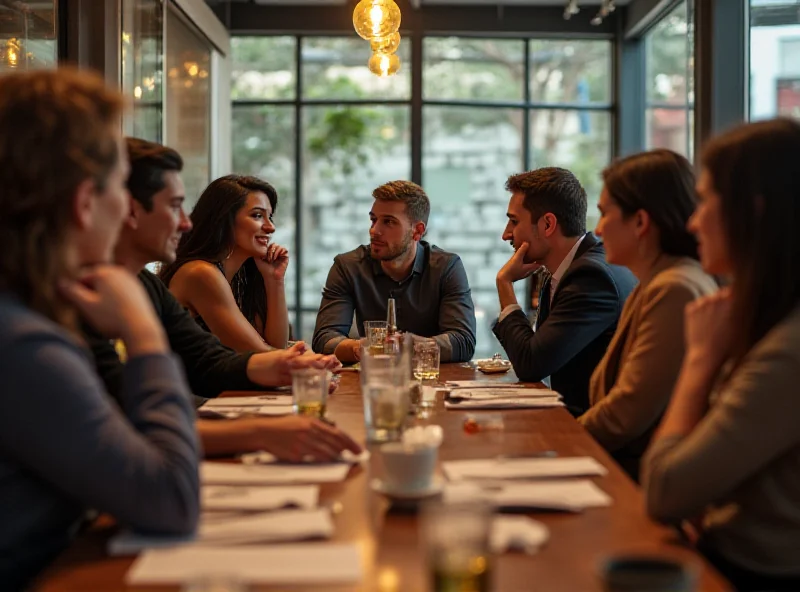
[380,442,439,493]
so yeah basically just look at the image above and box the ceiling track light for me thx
[591,0,616,26]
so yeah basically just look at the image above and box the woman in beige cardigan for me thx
[642,120,800,590]
[578,149,717,480]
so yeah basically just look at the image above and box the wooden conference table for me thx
[35,365,731,591]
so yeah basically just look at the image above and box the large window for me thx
[232,36,613,357]
[750,0,800,121]
[122,0,163,143]
[644,1,694,159]
[0,0,57,72]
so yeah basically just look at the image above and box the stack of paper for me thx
[442,456,607,481]
[126,544,362,585]
[202,485,318,511]
[446,381,527,389]
[443,479,612,511]
[445,387,564,410]
[201,461,351,485]
[110,508,334,555]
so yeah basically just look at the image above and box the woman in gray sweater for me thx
[642,118,800,590]
[0,70,199,588]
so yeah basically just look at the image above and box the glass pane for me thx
[302,37,410,100]
[423,38,524,102]
[0,1,57,72]
[232,105,297,311]
[749,0,800,120]
[231,36,296,100]
[646,107,690,159]
[529,110,611,227]
[122,0,163,142]
[423,105,524,359]
[165,10,211,209]
[300,105,411,339]
[529,40,612,104]
[645,1,690,105]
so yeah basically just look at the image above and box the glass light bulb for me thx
[370,32,401,55]
[368,52,401,77]
[353,0,401,41]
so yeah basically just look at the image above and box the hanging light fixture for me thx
[370,31,401,55]
[368,52,401,77]
[353,0,401,41]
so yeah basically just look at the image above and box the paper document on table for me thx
[446,380,526,389]
[203,395,289,408]
[444,479,612,511]
[202,485,318,511]
[110,508,333,555]
[445,397,564,410]
[197,405,293,419]
[449,388,561,400]
[201,461,350,485]
[126,543,362,585]
[442,457,607,481]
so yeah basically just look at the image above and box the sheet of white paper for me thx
[126,543,362,585]
[445,381,526,389]
[444,479,612,511]
[110,508,333,555]
[442,457,607,481]
[201,461,351,485]
[202,485,318,511]
[444,397,564,410]
[198,405,294,418]
[449,388,561,400]
[204,395,290,408]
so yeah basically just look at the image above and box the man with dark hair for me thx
[313,180,476,363]
[493,167,636,414]
[87,137,360,460]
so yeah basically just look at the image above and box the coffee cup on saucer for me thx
[375,426,443,498]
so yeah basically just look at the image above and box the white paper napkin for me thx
[490,515,550,554]
[201,461,351,485]
[126,543,362,585]
[442,456,607,481]
[203,395,290,408]
[202,485,319,511]
[444,397,564,410]
[443,479,612,511]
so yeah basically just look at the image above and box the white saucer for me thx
[370,475,445,500]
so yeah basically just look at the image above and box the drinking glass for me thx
[291,368,331,418]
[421,501,494,592]
[414,339,441,383]
[364,320,388,355]
[361,338,412,443]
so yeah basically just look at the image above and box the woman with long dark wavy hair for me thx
[642,118,800,590]
[160,175,290,352]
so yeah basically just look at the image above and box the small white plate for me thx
[370,475,445,500]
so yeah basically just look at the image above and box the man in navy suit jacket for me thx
[493,168,637,415]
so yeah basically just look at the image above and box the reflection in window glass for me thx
[301,105,411,330]
[0,1,57,72]
[423,38,524,102]
[231,36,296,100]
[165,10,211,209]
[423,106,524,358]
[530,110,611,225]
[644,1,694,158]
[303,37,410,100]
[750,0,800,121]
[529,40,612,104]
[122,0,163,142]
[232,105,297,310]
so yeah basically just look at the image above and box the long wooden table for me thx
[35,365,731,591]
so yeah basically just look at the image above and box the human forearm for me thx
[496,278,519,310]
[334,338,361,363]
[264,279,289,349]
[198,418,261,457]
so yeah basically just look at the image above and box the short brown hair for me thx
[505,167,587,237]
[372,180,430,226]
[0,68,124,325]
[126,137,183,211]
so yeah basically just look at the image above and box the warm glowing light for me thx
[185,62,199,77]
[370,32,401,55]
[368,52,400,77]
[133,85,143,99]
[122,32,131,45]
[198,69,208,79]
[353,0,401,41]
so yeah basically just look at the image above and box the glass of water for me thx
[291,368,330,419]
[360,339,411,442]
[364,320,388,355]
[421,500,494,592]
[414,339,441,383]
